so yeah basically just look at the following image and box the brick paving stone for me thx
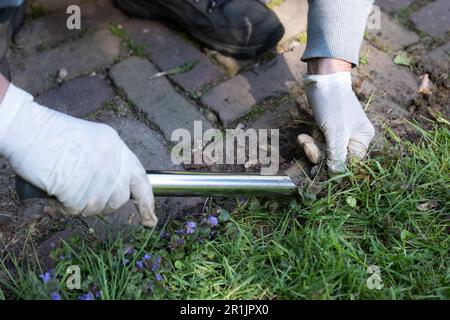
[367,95,410,122]
[250,100,301,130]
[420,41,450,76]
[11,29,121,95]
[357,80,410,118]
[375,0,414,13]
[15,1,127,55]
[273,0,308,44]
[101,116,179,171]
[98,116,203,230]
[122,19,224,93]
[36,76,114,117]
[410,0,450,38]
[357,43,418,105]
[367,95,410,150]
[110,57,212,140]
[367,11,419,51]
[355,78,411,149]
[201,44,307,127]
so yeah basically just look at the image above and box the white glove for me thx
[304,72,375,174]
[0,84,157,227]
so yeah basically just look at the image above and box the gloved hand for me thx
[0,84,157,227]
[304,72,375,174]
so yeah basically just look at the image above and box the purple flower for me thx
[159,231,169,239]
[150,263,159,272]
[78,292,95,301]
[123,258,130,265]
[143,253,152,261]
[59,255,65,261]
[150,256,162,271]
[207,216,219,227]
[51,292,61,300]
[136,260,144,269]
[96,291,102,299]
[175,229,186,236]
[39,272,52,284]
[186,221,197,234]
[176,238,186,246]
[155,273,163,282]
[123,246,134,255]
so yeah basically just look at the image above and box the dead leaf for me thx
[418,73,432,96]
[417,200,438,211]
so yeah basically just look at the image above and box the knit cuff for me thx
[301,0,375,66]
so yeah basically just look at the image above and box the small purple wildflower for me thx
[78,292,95,301]
[176,238,186,246]
[123,258,130,265]
[39,272,52,284]
[186,221,197,234]
[143,253,152,261]
[155,256,162,265]
[51,292,61,300]
[136,260,144,269]
[207,216,219,227]
[59,255,65,261]
[159,231,169,239]
[123,246,134,255]
[96,291,102,299]
[155,273,163,282]
[175,229,186,236]
[150,263,159,272]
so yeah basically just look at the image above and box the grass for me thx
[0,123,449,300]
[28,4,45,20]
[109,23,147,57]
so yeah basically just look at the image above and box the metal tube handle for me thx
[16,171,298,200]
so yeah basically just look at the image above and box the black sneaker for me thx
[115,0,285,59]
[0,3,25,79]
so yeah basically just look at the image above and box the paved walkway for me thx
[0,0,448,244]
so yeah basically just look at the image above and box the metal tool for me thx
[16,170,300,200]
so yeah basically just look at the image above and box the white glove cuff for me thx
[0,84,34,154]
[303,71,352,87]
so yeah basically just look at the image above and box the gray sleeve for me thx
[301,0,375,66]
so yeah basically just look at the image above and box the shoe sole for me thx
[115,0,284,59]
